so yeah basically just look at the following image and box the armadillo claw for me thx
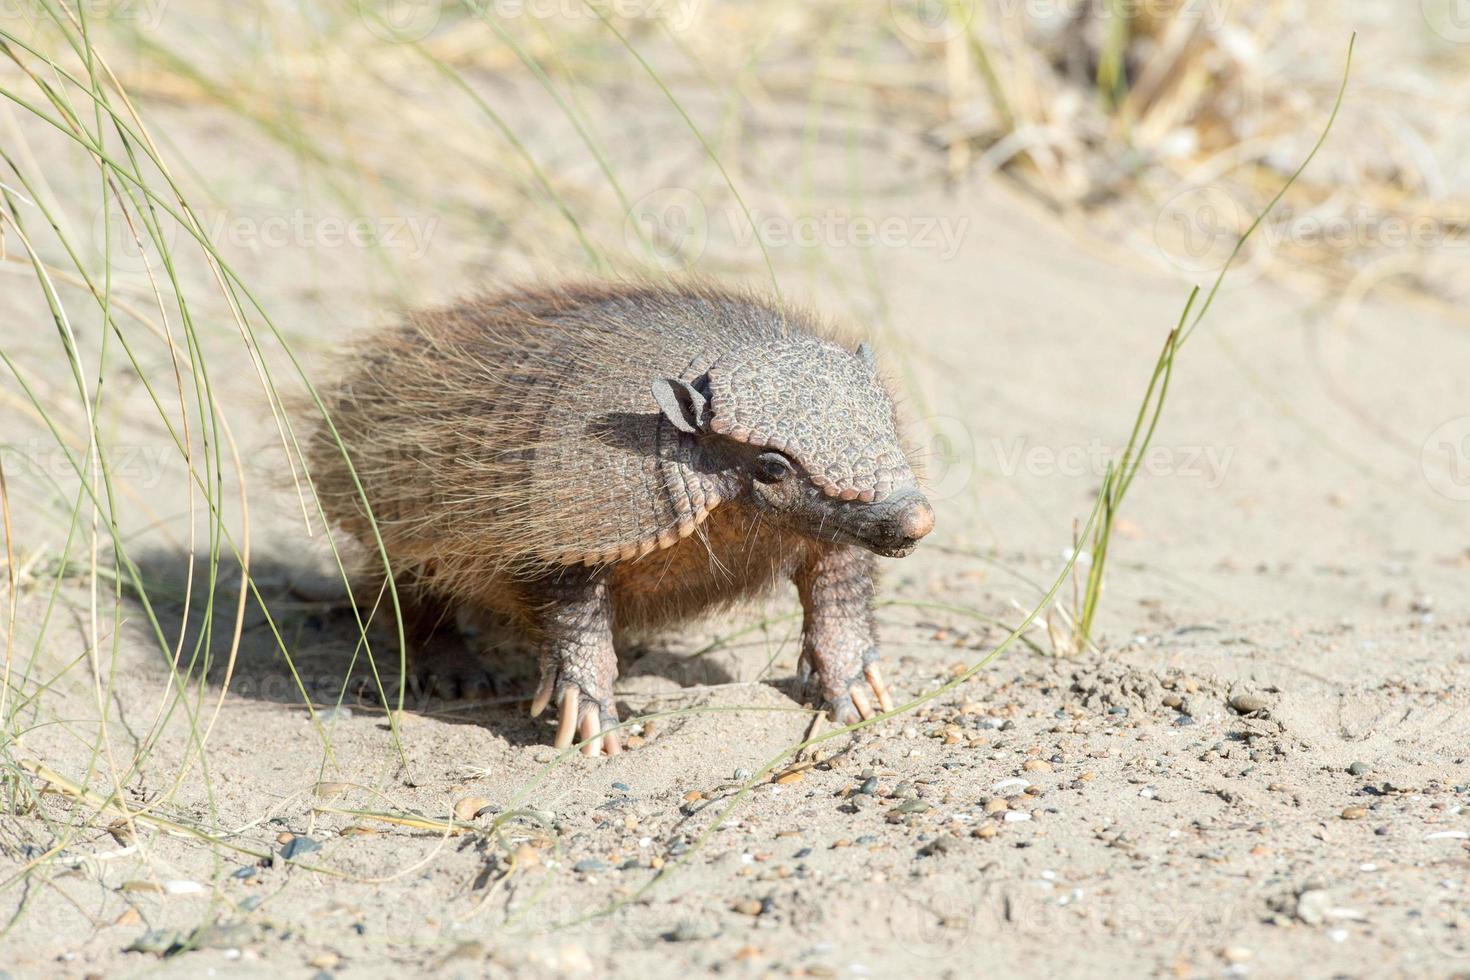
[554,688,580,747]
[816,663,896,726]
[549,686,621,757]
[864,663,896,713]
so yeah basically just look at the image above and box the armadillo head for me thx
[651,337,934,558]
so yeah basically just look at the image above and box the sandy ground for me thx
[2,13,1470,980]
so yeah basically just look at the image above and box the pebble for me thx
[731,899,763,916]
[992,778,1029,794]
[280,836,321,860]
[984,798,1009,814]
[973,824,998,839]
[775,770,805,786]
[1003,811,1032,823]
[919,834,959,857]
[1348,762,1370,776]
[1174,715,1196,727]
[162,880,204,895]
[1229,694,1269,714]
[1022,759,1053,774]
[858,777,879,795]
[1340,806,1368,820]
[573,859,608,873]
[453,797,492,822]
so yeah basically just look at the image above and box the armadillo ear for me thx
[855,342,877,370]
[651,377,709,435]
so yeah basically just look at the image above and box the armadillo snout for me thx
[897,496,935,542]
[855,489,934,557]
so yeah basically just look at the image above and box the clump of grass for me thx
[1056,34,1354,656]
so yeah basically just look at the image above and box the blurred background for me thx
[2,0,1464,612]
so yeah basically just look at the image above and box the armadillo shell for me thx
[312,281,910,577]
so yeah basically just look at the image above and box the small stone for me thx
[1162,694,1183,709]
[309,953,341,969]
[453,797,492,822]
[573,859,608,874]
[280,836,321,860]
[683,790,704,802]
[984,798,1009,814]
[1229,694,1268,714]
[973,823,998,839]
[774,769,805,786]
[313,782,352,800]
[858,777,879,795]
[1341,806,1368,820]
[731,899,763,916]
[1348,761,1370,776]
[919,834,958,857]
[1174,715,1196,727]
[1022,759,1052,773]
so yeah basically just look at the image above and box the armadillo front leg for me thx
[793,545,897,725]
[526,571,621,756]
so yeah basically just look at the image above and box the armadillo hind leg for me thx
[526,571,622,757]
[356,582,495,704]
[792,545,894,725]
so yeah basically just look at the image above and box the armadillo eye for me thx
[752,451,794,484]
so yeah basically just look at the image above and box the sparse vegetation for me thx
[0,1,1452,974]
